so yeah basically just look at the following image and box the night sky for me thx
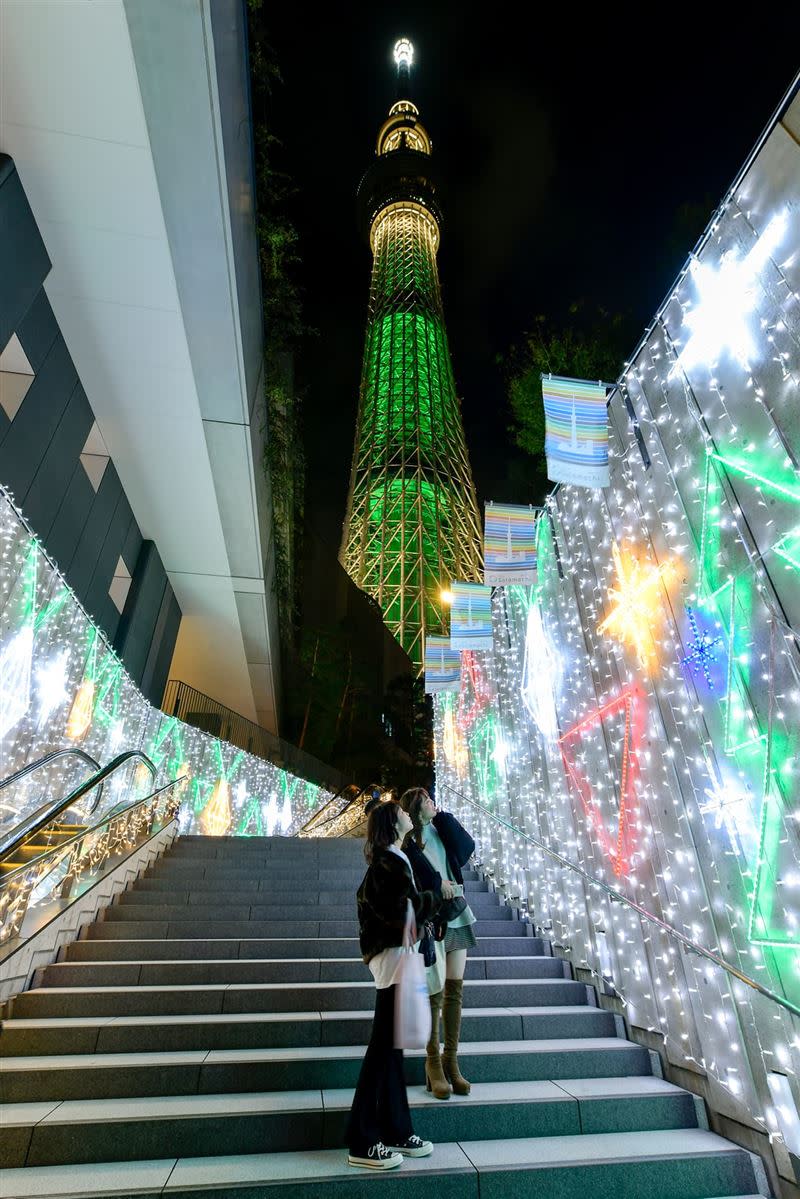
[264,7,797,550]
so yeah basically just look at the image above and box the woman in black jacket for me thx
[400,787,476,1100]
[346,800,439,1170]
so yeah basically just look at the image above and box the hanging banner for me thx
[542,374,609,488]
[449,581,492,651]
[484,502,537,586]
[424,636,461,693]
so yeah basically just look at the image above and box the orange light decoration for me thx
[65,679,95,740]
[200,777,232,836]
[443,703,469,778]
[598,541,676,669]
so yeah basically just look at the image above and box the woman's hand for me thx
[440,879,455,900]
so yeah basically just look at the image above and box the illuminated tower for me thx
[340,38,482,671]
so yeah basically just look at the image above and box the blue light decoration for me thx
[682,605,725,689]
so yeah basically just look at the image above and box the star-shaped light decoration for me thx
[597,542,676,670]
[34,650,71,729]
[682,606,724,688]
[521,601,561,739]
[671,210,787,374]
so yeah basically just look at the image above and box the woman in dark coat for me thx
[346,800,439,1169]
[400,787,476,1100]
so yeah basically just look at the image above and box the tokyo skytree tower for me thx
[340,38,483,671]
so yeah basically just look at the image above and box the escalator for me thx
[0,749,176,941]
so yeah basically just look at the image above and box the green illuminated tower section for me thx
[341,39,482,671]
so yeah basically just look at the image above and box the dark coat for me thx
[404,811,476,895]
[356,847,438,965]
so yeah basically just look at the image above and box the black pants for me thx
[346,983,413,1153]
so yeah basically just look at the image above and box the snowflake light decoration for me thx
[682,606,724,689]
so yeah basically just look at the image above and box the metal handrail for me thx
[0,752,156,866]
[163,678,349,793]
[440,782,800,1021]
[0,776,183,890]
[300,785,367,836]
[0,748,105,817]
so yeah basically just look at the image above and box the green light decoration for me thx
[468,711,505,806]
[693,472,798,951]
[748,728,799,952]
[708,448,800,506]
[697,453,723,601]
[236,796,265,837]
[32,581,71,634]
[91,649,124,731]
[340,94,482,671]
[146,715,187,779]
[773,525,800,574]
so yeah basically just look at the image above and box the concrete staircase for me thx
[1,835,769,1197]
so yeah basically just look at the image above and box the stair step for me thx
[0,1078,701,1168]
[62,934,545,961]
[82,917,528,939]
[11,978,590,1018]
[36,954,566,988]
[0,1131,762,1199]
[0,1038,652,1102]
[104,902,512,922]
[118,890,500,908]
[133,876,490,894]
[0,1006,616,1057]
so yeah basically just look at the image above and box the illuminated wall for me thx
[0,486,332,840]
[434,92,800,1165]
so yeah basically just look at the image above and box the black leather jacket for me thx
[356,847,438,965]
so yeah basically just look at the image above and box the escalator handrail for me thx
[299,785,367,835]
[0,751,157,865]
[0,776,184,890]
[0,748,105,817]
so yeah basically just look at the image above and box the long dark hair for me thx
[364,800,402,863]
[400,787,430,851]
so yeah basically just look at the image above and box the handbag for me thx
[394,911,432,1049]
[418,919,436,967]
[439,894,467,922]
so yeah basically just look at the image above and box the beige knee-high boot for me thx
[425,990,451,1100]
[442,977,471,1095]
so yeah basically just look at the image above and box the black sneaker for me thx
[348,1142,403,1169]
[385,1134,434,1158]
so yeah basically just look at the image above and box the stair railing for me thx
[0,751,156,865]
[0,775,184,944]
[440,782,800,1021]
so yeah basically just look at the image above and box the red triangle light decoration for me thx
[557,685,645,877]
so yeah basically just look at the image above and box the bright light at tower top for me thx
[393,38,414,68]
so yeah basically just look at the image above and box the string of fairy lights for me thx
[0,485,334,869]
[433,115,800,1168]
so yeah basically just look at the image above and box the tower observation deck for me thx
[340,38,483,671]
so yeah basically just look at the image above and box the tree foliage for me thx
[502,302,634,482]
[246,5,307,637]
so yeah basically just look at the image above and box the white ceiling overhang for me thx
[0,0,280,730]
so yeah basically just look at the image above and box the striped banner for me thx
[450,581,493,651]
[542,375,609,488]
[484,502,537,586]
[424,636,461,693]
